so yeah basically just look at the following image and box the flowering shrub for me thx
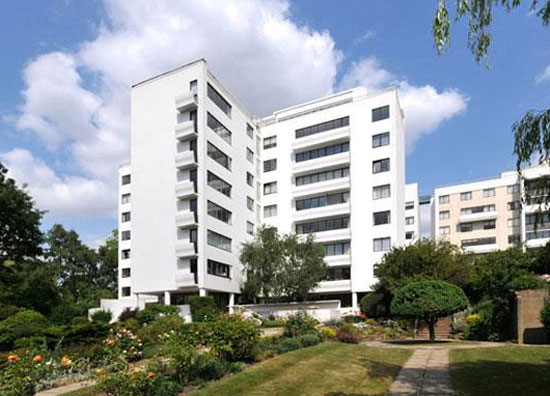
[207,314,260,361]
[336,330,360,344]
[283,311,318,338]
[103,328,143,363]
[466,313,482,326]
[320,326,337,340]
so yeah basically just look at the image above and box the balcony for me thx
[175,211,198,228]
[292,203,350,223]
[459,211,498,223]
[292,176,350,198]
[175,120,197,141]
[526,238,550,249]
[175,181,197,199]
[463,243,499,254]
[310,228,351,243]
[292,127,350,152]
[325,254,351,267]
[175,90,198,112]
[175,150,197,170]
[313,279,351,293]
[175,242,197,258]
[292,152,350,175]
[175,271,197,288]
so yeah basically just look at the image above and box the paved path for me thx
[35,380,95,396]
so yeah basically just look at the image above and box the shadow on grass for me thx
[383,339,453,345]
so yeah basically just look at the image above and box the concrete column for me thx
[229,293,235,314]
[352,292,358,309]
[164,291,171,306]
[199,288,207,297]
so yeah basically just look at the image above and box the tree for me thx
[391,280,469,341]
[240,226,327,303]
[533,240,550,275]
[96,229,118,293]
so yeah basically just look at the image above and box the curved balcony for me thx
[175,120,197,141]
[175,151,197,170]
[175,211,198,228]
[175,242,197,258]
[175,271,197,288]
[175,181,197,199]
[175,90,198,112]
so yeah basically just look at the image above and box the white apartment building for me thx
[96,59,414,316]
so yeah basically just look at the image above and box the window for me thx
[263,136,277,149]
[263,182,277,195]
[121,193,130,204]
[373,211,391,225]
[508,201,520,210]
[527,230,550,240]
[246,123,254,139]
[372,105,390,122]
[461,237,496,247]
[373,184,391,200]
[207,230,232,252]
[508,217,520,228]
[295,116,349,139]
[439,211,450,220]
[121,230,131,240]
[295,216,349,234]
[207,112,232,144]
[121,174,131,185]
[405,201,414,210]
[406,231,414,240]
[460,192,472,201]
[207,171,231,197]
[247,221,254,235]
[247,197,254,211]
[460,223,472,232]
[461,205,496,215]
[295,142,349,162]
[526,212,550,225]
[246,148,254,163]
[372,132,390,148]
[246,172,254,186]
[372,158,390,174]
[296,192,349,211]
[121,212,131,223]
[439,226,450,235]
[207,83,231,116]
[189,79,198,91]
[121,287,131,297]
[507,184,520,194]
[326,266,351,281]
[508,234,521,244]
[324,242,350,256]
[483,220,496,230]
[207,259,231,278]
[121,249,130,259]
[405,216,415,225]
[207,142,231,170]
[439,195,450,204]
[264,204,277,218]
[296,167,349,186]
[373,237,391,252]
[207,201,232,224]
[483,188,495,197]
[263,159,277,172]
[121,268,131,278]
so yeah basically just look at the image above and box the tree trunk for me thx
[427,315,438,342]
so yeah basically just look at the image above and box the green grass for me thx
[191,342,412,396]
[451,345,550,396]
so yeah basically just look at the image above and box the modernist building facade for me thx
[98,59,417,315]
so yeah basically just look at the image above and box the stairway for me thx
[416,315,453,339]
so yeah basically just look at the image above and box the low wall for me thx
[516,289,549,344]
[234,300,353,322]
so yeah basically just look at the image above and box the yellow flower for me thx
[60,356,72,366]
[7,354,19,362]
[32,355,43,363]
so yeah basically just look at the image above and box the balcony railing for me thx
[175,242,197,258]
[175,120,197,141]
[175,150,197,169]
[175,89,198,112]
[175,211,198,228]
[175,271,197,287]
[175,180,197,199]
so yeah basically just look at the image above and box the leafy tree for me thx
[533,241,550,274]
[391,280,469,341]
[540,302,550,336]
[97,229,118,292]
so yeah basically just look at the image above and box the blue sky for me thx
[0,0,548,247]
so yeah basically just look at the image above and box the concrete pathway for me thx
[35,380,95,396]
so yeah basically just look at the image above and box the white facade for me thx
[404,183,420,244]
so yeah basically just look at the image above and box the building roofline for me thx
[131,58,206,88]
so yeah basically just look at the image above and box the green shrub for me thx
[0,310,48,350]
[13,336,46,349]
[298,332,321,347]
[260,318,287,328]
[283,311,318,338]
[0,305,20,321]
[71,316,90,326]
[138,314,186,346]
[189,296,218,322]
[465,301,500,341]
[275,337,301,353]
[118,308,139,322]
[360,292,390,318]
[137,305,180,325]
[540,302,550,336]
[207,315,260,361]
[342,314,363,323]
[91,310,112,324]
[49,303,87,325]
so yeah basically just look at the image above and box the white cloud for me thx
[535,65,550,84]
[354,29,377,44]
[340,56,468,151]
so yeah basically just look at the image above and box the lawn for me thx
[451,345,550,396]
[191,342,412,396]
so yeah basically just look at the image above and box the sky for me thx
[0,0,548,247]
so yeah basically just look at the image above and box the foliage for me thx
[95,229,118,292]
[50,303,88,325]
[0,305,19,322]
[297,333,321,347]
[283,311,318,338]
[320,326,337,340]
[102,328,143,363]
[118,308,138,322]
[275,337,301,353]
[391,281,468,341]
[90,310,112,324]
[540,302,550,335]
[189,296,218,322]
[240,226,326,303]
[336,329,360,344]
[136,304,180,325]
[207,315,260,361]
[533,241,550,274]
[260,318,286,328]
[0,310,48,350]
[137,314,186,346]
[464,300,500,341]
[360,292,391,318]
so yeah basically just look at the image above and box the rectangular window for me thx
[372,158,390,174]
[326,266,351,281]
[372,105,390,122]
[507,184,520,194]
[295,116,349,139]
[263,159,277,172]
[373,210,391,225]
[295,216,349,234]
[508,217,520,227]
[246,148,254,163]
[207,142,232,170]
[460,192,472,201]
[460,223,472,232]
[324,242,351,256]
[526,212,550,225]
[207,112,232,144]
[263,136,277,149]
[121,287,131,297]
[483,220,496,230]
[121,249,130,259]
[439,210,450,220]
[207,83,231,116]
[247,123,254,139]
[121,230,131,241]
[189,80,198,91]
[508,201,520,210]
[121,268,131,278]
[483,188,495,197]
[263,182,277,195]
[264,204,277,218]
[246,172,254,187]
[295,142,349,163]
[207,171,231,197]
[461,205,496,215]
[121,174,131,185]
[247,197,254,211]
[372,132,390,148]
[295,167,349,186]
[461,237,496,247]
[247,221,254,235]
[121,193,130,204]
[439,195,450,204]
[207,201,232,224]
[406,231,414,240]
[405,216,415,225]
[508,234,521,244]
[439,226,451,235]
[207,259,231,278]
[121,212,131,223]
[527,229,550,240]
[405,201,414,210]
[373,237,391,252]
[296,191,349,211]
[207,230,232,252]
[373,184,391,200]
